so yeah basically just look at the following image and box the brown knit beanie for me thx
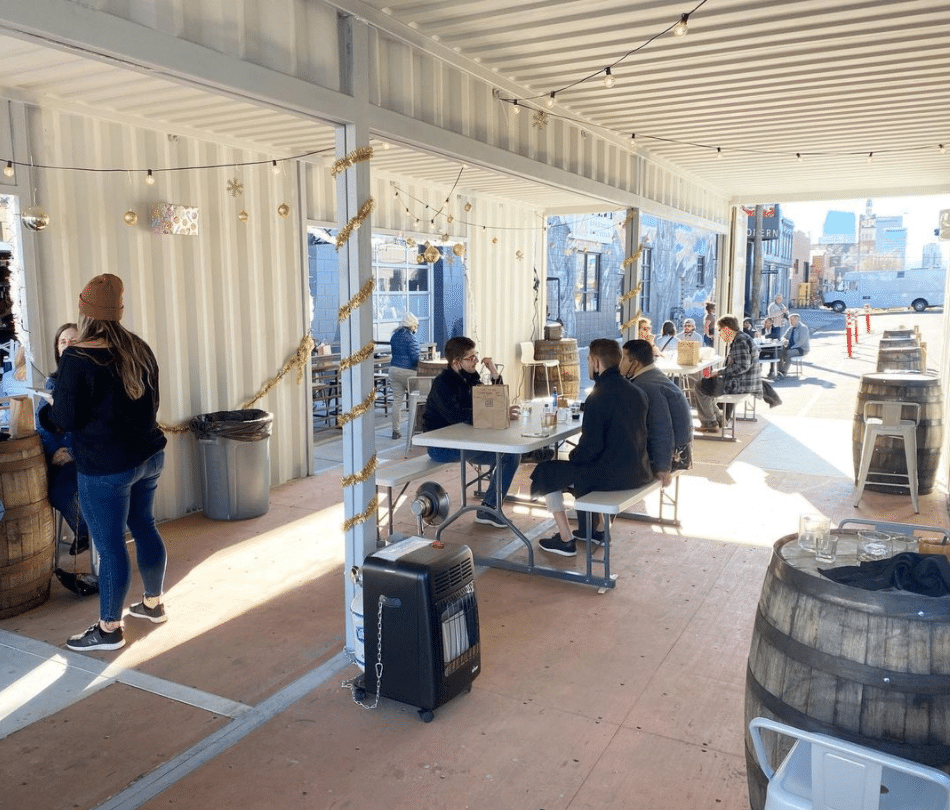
[79,274,124,321]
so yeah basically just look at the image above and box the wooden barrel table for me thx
[876,345,923,372]
[416,358,447,378]
[0,433,55,619]
[745,532,950,810]
[882,328,918,341]
[533,338,580,399]
[852,372,942,494]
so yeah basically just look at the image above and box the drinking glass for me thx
[815,531,838,563]
[798,514,830,553]
[857,531,892,562]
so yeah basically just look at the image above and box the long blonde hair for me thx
[75,315,157,400]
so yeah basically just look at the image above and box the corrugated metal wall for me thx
[19,104,310,521]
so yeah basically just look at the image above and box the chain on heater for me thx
[344,595,385,710]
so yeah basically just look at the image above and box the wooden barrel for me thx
[882,328,917,341]
[876,345,923,372]
[533,338,580,399]
[878,336,919,349]
[0,433,55,619]
[852,372,942,494]
[745,534,950,810]
[416,359,447,378]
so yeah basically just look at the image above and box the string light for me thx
[867,152,873,163]
[603,67,615,88]
[546,92,556,109]
[672,13,689,37]
[940,144,946,154]
[145,169,156,185]
[512,101,520,114]
[716,147,722,159]
[271,160,280,175]
[796,153,803,163]
[2,161,13,178]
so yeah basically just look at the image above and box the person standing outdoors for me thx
[530,338,652,556]
[387,312,420,440]
[767,294,787,340]
[702,302,716,347]
[54,274,169,651]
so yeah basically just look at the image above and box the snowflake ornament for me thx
[532,111,550,129]
[227,178,244,197]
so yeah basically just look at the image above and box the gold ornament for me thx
[492,237,498,244]
[277,203,291,218]
[227,178,244,197]
[330,146,374,177]
[447,214,454,223]
[406,237,416,247]
[123,210,139,226]
[22,206,50,231]
[453,243,465,257]
[423,245,440,263]
[515,250,524,260]
[441,233,449,242]
[415,255,425,264]
[464,202,472,212]
[238,209,249,223]
[532,110,550,129]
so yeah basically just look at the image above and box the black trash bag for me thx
[189,409,273,442]
[55,569,99,597]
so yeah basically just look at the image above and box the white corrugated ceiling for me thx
[0,0,947,208]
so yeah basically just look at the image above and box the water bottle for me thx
[552,386,558,410]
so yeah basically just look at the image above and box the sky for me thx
[780,195,950,267]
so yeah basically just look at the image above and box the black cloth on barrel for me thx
[760,380,782,408]
[819,552,950,597]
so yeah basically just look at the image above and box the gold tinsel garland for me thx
[338,278,376,323]
[339,341,375,372]
[336,390,376,428]
[334,198,376,249]
[341,454,378,488]
[329,146,373,178]
[621,244,644,269]
[157,333,315,434]
[342,495,380,533]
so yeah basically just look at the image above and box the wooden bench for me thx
[376,455,454,539]
[570,474,681,590]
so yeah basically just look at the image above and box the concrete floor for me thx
[1,309,947,810]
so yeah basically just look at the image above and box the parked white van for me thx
[823,268,946,313]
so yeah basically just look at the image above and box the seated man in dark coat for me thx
[621,339,694,487]
[530,338,652,557]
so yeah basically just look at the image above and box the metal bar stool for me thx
[854,399,920,513]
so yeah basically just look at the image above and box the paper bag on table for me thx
[472,384,510,430]
[677,341,701,366]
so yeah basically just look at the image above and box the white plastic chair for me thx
[854,400,920,513]
[749,717,950,810]
[519,341,561,399]
[403,375,433,457]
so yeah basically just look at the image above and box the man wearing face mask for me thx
[694,314,761,433]
[529,338,651,557]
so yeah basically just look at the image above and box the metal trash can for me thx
[189,409,273,520]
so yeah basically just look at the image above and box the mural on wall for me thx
[640,214,718,331]
[544,212,719,347]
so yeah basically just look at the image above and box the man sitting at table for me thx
[423,335,520,528]
[775,313,810,379]
[621,340,693,486]
[677,318,702,343]
[530,338,652,556]
[694,314,761,433]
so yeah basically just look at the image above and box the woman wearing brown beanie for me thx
[53,274,169,651]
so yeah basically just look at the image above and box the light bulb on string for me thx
[796,153,803,163]
[630,133,636,149]
[672,13,689,37]
[145,169,156,185]
[271,160,280,175]
[512,101,521,114]
[546,92,556,109]
[603,67,615,88]
[716,147,722,159]
[3,161,13,178]
[867,152,873,163]
[939,144,946,154]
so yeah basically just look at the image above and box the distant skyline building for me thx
[820,211,855,244]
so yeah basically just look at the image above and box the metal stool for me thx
[854,399,919,513]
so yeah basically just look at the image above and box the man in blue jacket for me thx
[530,338,651,556]
[776,313,810,379]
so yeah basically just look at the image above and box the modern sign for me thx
[743,205,780,241]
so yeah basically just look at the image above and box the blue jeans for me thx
[78,451,167,622]
[426,447,520,509]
